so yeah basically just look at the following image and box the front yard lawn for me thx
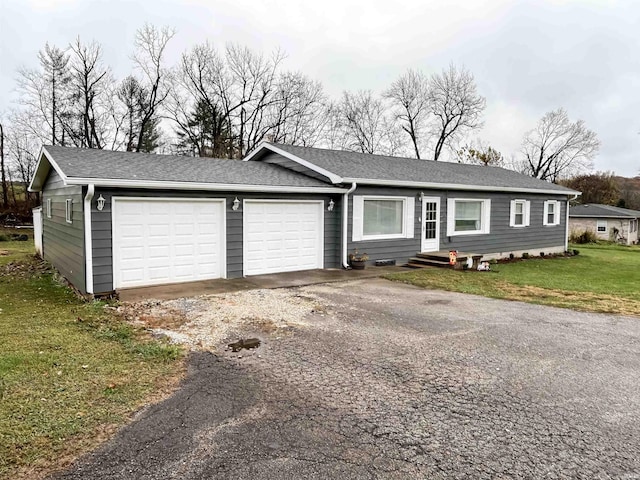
[0,233,185,480]
[387,243,640,316]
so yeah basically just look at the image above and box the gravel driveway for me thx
[52,279,640,479]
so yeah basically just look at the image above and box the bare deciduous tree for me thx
[384,69,430,159]
[0,120,7,206]
[338,90,401,155]
[67,37,112,148]
[129,24,175,152]
[456,140,504,166]
[429,64,486,161]
[16,43,71,146]
[520,108,600,182]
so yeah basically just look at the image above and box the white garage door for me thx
[244,200,324,276]
[113,198,225,289]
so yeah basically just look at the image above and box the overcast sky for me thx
[1,0,638,176]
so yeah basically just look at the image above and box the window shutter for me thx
[405,197,415,238]
[482,199,491,234]
[524,201,531,226]
[446,198,456,236]
[509,200,516,227]
[352,195,364,241]
[555,201,561,225]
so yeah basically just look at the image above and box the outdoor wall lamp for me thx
[328,199,335,211]
[232,197,240,211]
[96,194,105,211]
[419,191,425,200]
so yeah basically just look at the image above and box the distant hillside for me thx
[615,176,640,210]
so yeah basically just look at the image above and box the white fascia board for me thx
[343,178,579,196]
[28,146,70,192]
[244,143,344,185]
[569,214,633,219]
[65,177,347,194]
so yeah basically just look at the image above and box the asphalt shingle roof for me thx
[569,204,640,218]
[269,143,577,194]
[42,145,332,188]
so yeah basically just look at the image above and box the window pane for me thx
[455,201,481,231]
[363,200,403,236]
[515,213,524,225]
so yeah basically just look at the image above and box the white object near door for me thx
[421,197,440,252]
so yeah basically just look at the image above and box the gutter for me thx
[84,184,95,295]
[342,182,357,269]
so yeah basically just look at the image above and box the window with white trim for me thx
[65,199,73,224]
[446,198,491,236]
[352,195,415,241]
[543,200,561,226]
[596,220,607,233]
[509,199,531,227]
[46,198,52,219]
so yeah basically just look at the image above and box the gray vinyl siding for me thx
[260,151,330,182]
[348,186,568,264]
[91,189,341,293]
[41,170,85,292]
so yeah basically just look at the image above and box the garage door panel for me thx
[244,201,323,276]
[113,199,225,288]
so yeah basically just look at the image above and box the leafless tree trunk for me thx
[131,24,175,152]
[429,64,486,161]
[338,90,401,156]
[68,37,112,148]
[520,108,600,182]
[384,69,430,159]
[0,122,7,207]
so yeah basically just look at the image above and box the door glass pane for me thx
[424,202,437,239]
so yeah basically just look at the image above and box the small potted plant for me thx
[348,249,369,270]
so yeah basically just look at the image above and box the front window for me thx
[363,199,403,236]
[352,195,414,241]
[597,220,607,233]
[446,198,491,236]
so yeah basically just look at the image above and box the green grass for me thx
[0,234,184,479]
[387,243,640,316]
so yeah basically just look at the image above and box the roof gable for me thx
[29,145,345,193]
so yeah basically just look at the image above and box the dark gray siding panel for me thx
[92,189,342,293]
[348,186,568,265]
[42,170,85,292]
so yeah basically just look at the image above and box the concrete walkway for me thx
[117,265,409,302]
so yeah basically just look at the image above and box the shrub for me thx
[569,229,598,244]
[540,252,545,257]
[0,234,9,242]
[509,253,515,260]
[573,249,580,256]
[522,252,530,259]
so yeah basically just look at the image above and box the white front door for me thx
[243,200,324,276]
[421,197,440,252]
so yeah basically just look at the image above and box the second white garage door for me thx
[243,200,324,276]
[112,198,226,289]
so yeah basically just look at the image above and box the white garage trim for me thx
[242,199,324,277]
[112,197,226,289]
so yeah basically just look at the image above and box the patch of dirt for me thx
[2,256,51,278]
[119,289,331,352]
[496,282,640,316]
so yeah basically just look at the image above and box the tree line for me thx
[0,24,605,216]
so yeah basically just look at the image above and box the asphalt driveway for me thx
[51,279,640,479]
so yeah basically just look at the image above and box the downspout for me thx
[565,193,579,251]
[84,184,95,295]
[342,182,357,269]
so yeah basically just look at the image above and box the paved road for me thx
[52,279,640,479]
